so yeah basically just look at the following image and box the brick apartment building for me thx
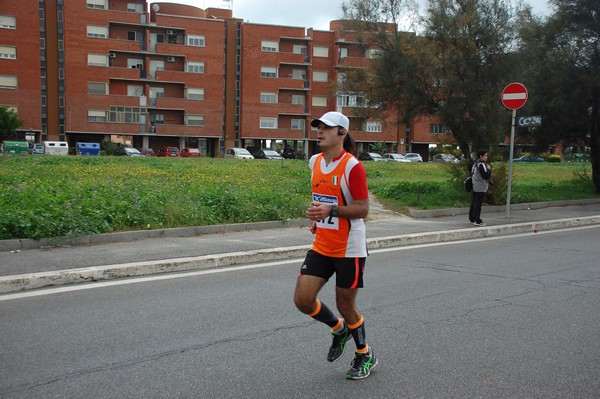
[0,0,451,159]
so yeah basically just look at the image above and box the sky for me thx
[169,0,551,31]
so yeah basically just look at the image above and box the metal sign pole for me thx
[506,109,516,219]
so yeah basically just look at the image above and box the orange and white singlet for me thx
[309,151,368,258]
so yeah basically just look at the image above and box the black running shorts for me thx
[300,249,365,289]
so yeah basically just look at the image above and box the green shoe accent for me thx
[327,325,350,362]
[346,350,378,380]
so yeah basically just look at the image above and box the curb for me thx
[1,215,599,295]
[3,199,598,253]
[0,219,310,253]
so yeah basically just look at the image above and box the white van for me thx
[43,141,69,156]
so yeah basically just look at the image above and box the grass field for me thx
[0,156,596,240]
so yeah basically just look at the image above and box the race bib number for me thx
[312,193,339,230]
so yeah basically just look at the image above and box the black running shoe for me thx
[327,325,350,362]
[346,350,378,380]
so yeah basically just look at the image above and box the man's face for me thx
[316,123,341,150]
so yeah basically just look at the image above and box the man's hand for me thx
[306,202,331,222]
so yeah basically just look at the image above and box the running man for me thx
[293,111,378,379]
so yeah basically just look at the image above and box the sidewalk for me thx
[1,198,599,294]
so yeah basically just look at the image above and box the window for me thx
[187,61,205,73]
[261,41,279,52]
[0,15,16,29]
[127,58,143,68]
[261,67,277,78]
[186,115,205,126]
[260,117,277,129]
[291,95,305,105]
[365,122,382,132]
[312,96,327,107]
[127,3,143,12]
[291,119,305,130]
[366,48,382,58]
[0,75,17,89]
[86,0,107,9]
[338,92,367,108]
[109,106,146,123]
[128,31,142,41]
[430,124,447,134]
[88,54,108,67]
[260,92,277,103]
[127,85,143,97]
[150,87,164,98]
[187,35,205,47]
[339,48,348,58]
[313,71,328,82]
[88,110,107,122]
[0,46,16,59]
[87,25,108,38]
[291,69,306,80]
[186,88,204,100]
[313,46,329,57]
[293,45,307,55]
[88,82,107,95]
[151,113,164,124]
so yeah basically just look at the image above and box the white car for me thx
[383,153,411,163]
[225,148,254,159]
[403,152,423,162]
[432,153,460,163]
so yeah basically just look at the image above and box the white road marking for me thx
[1,225,598,302]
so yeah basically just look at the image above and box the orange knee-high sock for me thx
[307,299,339,328]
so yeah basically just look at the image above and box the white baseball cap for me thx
[311,111,350,131]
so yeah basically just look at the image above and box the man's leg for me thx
[473,191,486,224]
[294,275,350,362]
[469,192,476,223]
[336,287,378,379]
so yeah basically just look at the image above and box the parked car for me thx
[403,152,423,162]
[281,148,297,159]
[432,153,459,163]
[180,148,201,157]
[156,147,180,157]
[139,148,155,156]
[513,155,544,162]
[253,149,283,160]
[358,152,385,161]
[115,147,143,157]
[383,153,411,163]
[225,148,254,159]
[28,143,44,155]
[245,146,260,157]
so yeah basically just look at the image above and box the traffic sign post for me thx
[502,83,528,219]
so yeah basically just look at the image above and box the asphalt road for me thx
[1,225,599,398]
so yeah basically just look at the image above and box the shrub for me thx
[546,155,562,163]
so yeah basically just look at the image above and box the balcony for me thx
[336,57,370,69]
[108,39,145,52]
[278,79,310,91]
[277,104,308,116]
[278,53,310,66]
[153,123,220,137]
[154,69,188,83]
[109,67,143,80]
[151,96,202,111]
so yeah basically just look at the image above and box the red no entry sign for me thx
[501,82,528,110]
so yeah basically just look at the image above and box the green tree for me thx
[0,106,24,141]
[518,0,600,193]
[340,0,429,147]
[341,0,519,170]
[420,0,517,166]
[369,141,388,155]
